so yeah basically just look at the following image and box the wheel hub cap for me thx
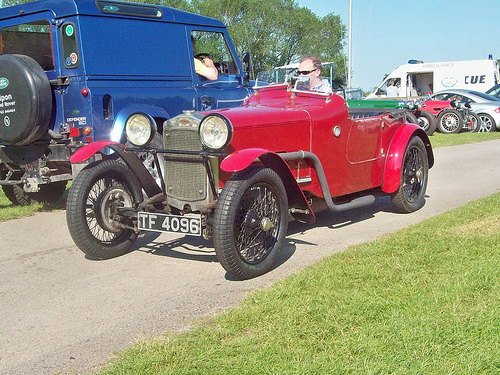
[415,168,423,183]
[260,217,275,232]
[98,187,132,232]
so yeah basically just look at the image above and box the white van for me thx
[367,59,500,99]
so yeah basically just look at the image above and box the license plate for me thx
[137,212,202,236]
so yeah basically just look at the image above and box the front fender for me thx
[221,148,315,223]
[220,148,270,172]
[382,124,434,194]
[70,140,123,163]
[70,140,162,198]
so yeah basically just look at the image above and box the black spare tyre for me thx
[0,54,52,145]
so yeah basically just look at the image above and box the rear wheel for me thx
[415,110,437,135]
[437,109,463,134]
[462,112,481,133]
[1,171,31,206]
[391,137,429,213]
[1,171,67,206]
[213,166,288,279]
[66,159,142,259]
[405,112,418,124]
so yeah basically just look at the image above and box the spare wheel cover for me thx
[0,54,52,145]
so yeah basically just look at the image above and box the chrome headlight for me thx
[125,113,156,146]
[199,114,233,150]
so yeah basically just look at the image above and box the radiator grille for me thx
[164,127,207,203]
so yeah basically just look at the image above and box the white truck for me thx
[367,59,500,99]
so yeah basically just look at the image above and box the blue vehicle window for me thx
[61,23,79,69]
[191,30,239,75]
[97,1,162,18]
[0,20,54,71]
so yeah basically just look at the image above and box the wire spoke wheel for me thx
[235,182,280,264]
[402,146,425,204]
[391,137,429,213]
[437,109,462,134]
[85,176,134,243]
[214,166,288,279]
[66,160,142,259]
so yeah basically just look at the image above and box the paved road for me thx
[1,140,499,374]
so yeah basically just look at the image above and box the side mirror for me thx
[242,52,252,85]
[450,100,457,108]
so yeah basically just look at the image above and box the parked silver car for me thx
[430,89,500,132]
[486,84,500,99]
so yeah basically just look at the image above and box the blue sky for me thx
[295,0,500,92]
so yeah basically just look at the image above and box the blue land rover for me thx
[0,0,253,205]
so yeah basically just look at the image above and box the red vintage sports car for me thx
[66,80,434,279]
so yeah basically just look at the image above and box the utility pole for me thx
[347,0,352,88]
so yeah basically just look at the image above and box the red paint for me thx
[218,86,425,199]
[70,140,123,163]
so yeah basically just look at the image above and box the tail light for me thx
[69,126,81,137]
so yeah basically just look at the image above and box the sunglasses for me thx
[297,69,317,75]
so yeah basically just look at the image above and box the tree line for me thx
[1,0,348,83]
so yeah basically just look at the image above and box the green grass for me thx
[429,131,500,148]
[99,193,500,375]
[0,185,69,222]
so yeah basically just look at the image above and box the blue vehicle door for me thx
[189,29,251,111]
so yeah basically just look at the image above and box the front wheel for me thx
[391,136,429,213]
[478,113,496,132]
[213,166,288,280]
[66,159,142,259]
[415,110,437,136]
[437,109,463,134]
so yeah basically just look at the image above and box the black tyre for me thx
[462,112,481,133]
[31,181,68,203]
[415,110,437,135]
[0,54,52,146]
[213,166,288,279]
[478,113,496,132]
[66,160,142,260]
[1,171,32,206]
[405,112,418,124]
[1,170,67,206]
[391,136,429,213]
[437,109,463,134]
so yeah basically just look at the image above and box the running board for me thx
[279,151,377,213]
[328,194,376,212]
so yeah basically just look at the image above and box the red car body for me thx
[68,83,434,279]
[218,86,432,198]
[420,99,451,116]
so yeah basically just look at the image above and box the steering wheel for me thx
[194,53,214,61]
